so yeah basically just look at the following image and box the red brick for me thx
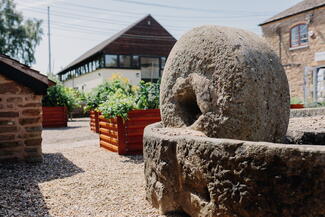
[25,138,42,146]
[19,118,41,125]
[22,109,41,116]
[0,112,19,117]
[0,126,17,133]
[0,82,19,94]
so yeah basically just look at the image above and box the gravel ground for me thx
[3,116,323,217]
[0,118,186,217]
[288,115,325,132]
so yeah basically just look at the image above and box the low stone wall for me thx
[0,74,43,162]
[290,107,325,118]
[144,123,325,217]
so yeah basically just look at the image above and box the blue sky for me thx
[14,0,302,74]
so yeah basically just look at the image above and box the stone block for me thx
[19,117,41,125]
[0,82,19,94]
[144,123,325,217]
[0,126,17,133]
[22,109,41,117]
[0,112,19,118]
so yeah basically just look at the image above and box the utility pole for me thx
[47,6,52,77]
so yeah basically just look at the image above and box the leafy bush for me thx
[135,81,160,110]
[95,76,160,120]
[42,85,82,112]
[84,75,135,112]
[98,89,136,119]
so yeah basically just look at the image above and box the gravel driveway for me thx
[0,118,186,217]
[3,115,323,217]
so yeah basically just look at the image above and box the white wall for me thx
[63,68,141,92]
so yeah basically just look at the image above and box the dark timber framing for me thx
[58,14,176,82]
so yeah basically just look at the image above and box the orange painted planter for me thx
[290,104,304,109]
[89,110,99,133]
[99,109,161,155]
[42,106,68,128]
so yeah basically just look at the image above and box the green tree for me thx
[0,0,43,65]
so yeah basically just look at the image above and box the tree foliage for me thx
[0,0,43,65]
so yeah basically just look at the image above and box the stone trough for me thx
[143,25,325,217]
[144,123,325,217]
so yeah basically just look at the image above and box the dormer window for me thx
[290,24,308,48]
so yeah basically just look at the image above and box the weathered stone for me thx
[7,97,23,103]
[0,111,19,118]
[19,117,41,125]
[0,141,21,148]
[0,82,19,94]
[22,109,41,116]
[0,134,15,141]
[25,126,42,132]
[160,25,290,142]
[144,123,325,217]
[25,138,42,147]
[18,102,42,108]
[0,120,15,126]
[0,126,17,133]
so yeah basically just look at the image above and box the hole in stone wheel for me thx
[177,88,202,126]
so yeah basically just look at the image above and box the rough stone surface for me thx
[0,74,43,162]
[144,123,325,217]
[160,25,290,142]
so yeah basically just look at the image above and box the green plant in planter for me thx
[42,85,81,112]
[84,75,135,112]
[98,89,136,119]
[135,81,160,109]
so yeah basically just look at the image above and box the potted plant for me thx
[290,97,304,109]
[42,85,80,127]
[98,78,161,155]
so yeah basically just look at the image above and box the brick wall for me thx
[0,74,43,162]
[261,6,325,100]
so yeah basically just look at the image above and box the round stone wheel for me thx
[160,25,290,142]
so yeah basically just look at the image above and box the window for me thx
[119,55,132,68]
[105,55,117,67]
[161,57,166,70]
[132,56,140,68]
[290,24,308,48]
[140,57,160,81]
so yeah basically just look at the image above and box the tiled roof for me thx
[0,54,55,94]
[260,0,325,25]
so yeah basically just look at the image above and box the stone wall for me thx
[0,74,43,162]
[261,6,325,99]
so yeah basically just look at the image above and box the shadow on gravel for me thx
[0,153,84,217]
[121,155,144,164]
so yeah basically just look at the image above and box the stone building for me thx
[260,0,325,103]
[58,14,176,92]
[0,55,54,162]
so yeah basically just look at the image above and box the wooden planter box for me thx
[89,110,99,133]
[42,106,68,128]
[99,109,161,155]
[291,104,304,109]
